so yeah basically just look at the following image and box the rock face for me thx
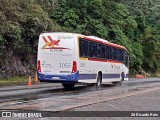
[0,52,36,79]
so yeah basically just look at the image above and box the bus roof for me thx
[83,36,127,51]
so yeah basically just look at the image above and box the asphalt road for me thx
[0,78,160,120]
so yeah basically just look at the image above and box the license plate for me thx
[52,77,60,80]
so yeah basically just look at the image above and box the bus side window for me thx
[120,49,123,62]
[106,46,112,59]
[101,44,105,58]
[124,51,129,67]
[89,42,97,58]
[80,39,89,57]
[106,46,109,59]
[122,50,125,62]
[115,48,121,61]
[97,44,102,58]
[111,47,114,59]
[97,44,105,59]
[114,48,117,60]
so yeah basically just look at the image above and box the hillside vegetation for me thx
[0,0,160,78]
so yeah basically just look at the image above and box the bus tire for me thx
[96,72,102,87]
[62,83,75,89]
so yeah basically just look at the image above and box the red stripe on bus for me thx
[83,36,103,44]
[88,58,122,64]
[48,36,53,42]
[42,36,48,43]
[54,40,60,46]
[83,36,126,50]
[88,58,107,62]
[47,36,54,46]
[107,60,122,64]
[47,36,60,46]
[104,42,126,50]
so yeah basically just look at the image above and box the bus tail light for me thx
[71,61,77,73]
[37,60,41,72]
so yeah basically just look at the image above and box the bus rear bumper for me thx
[37,71,79,83]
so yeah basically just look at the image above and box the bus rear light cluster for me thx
[71,61,77,73]
[37,60,41,72]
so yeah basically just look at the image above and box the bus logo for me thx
[2,112,11,117]
[41,36,70,50]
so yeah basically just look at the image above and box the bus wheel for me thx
[112,73,124,86]
[62,83,75,89]
[96,72,102,87]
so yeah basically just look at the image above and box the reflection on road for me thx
[0,78,160,111]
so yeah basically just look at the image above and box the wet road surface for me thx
[0,78,160,112]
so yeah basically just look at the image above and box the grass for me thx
[0,76,29,86]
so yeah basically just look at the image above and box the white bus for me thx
[37,32,129,88]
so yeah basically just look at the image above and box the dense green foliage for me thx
[0,0,60,55]
[0,0,160,75]
[122,0,160,73]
